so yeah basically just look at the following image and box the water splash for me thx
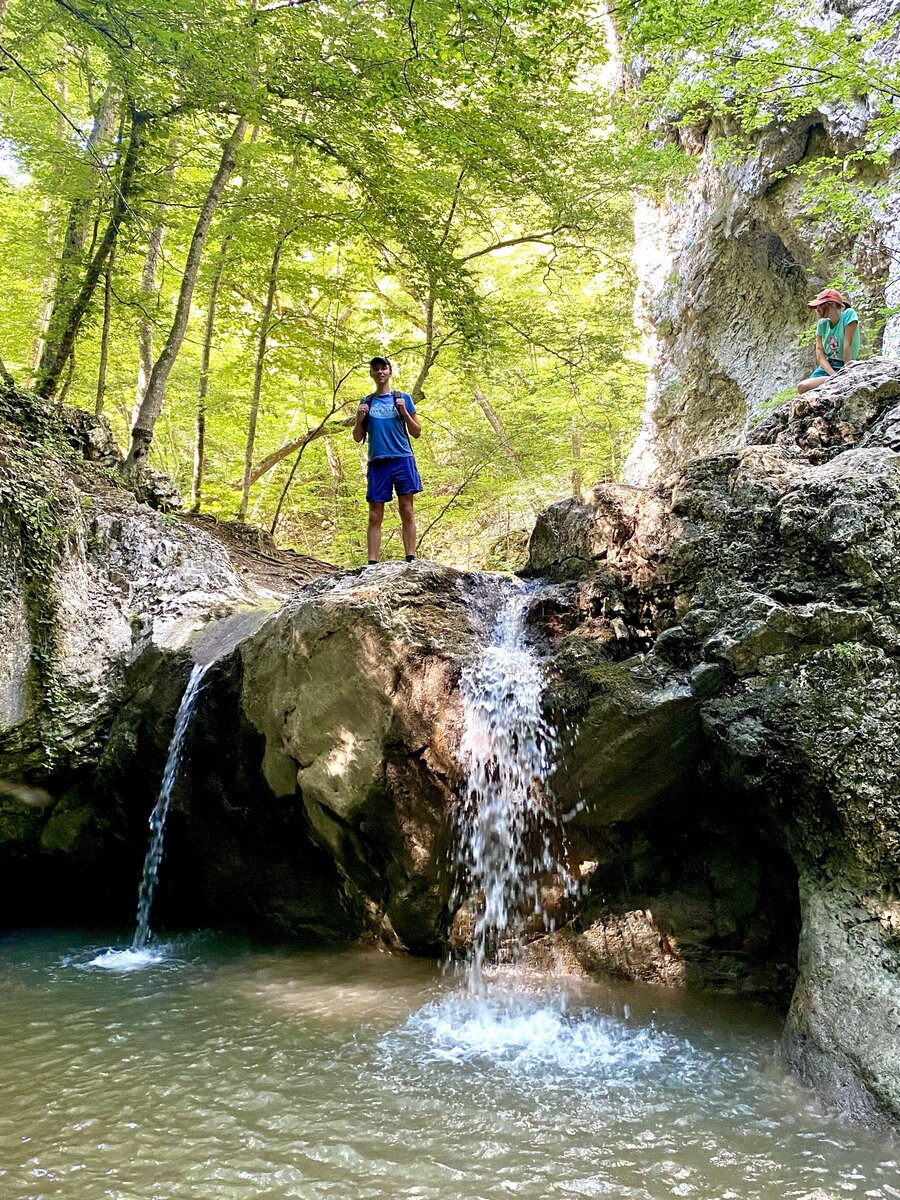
[454,589,575,992]
[84,945,172,972]
[389,990,682,1080]
[131,661,211,950]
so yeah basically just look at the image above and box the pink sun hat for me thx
[807,288,846,308]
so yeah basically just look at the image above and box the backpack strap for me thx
[362,390,412,441]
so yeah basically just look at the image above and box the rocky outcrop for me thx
[0,388,328,923]
[4,367,900,1130]
[626,0,900,485]
[528,359,900,1128]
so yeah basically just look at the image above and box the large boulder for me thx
[528,362,900,1127]
[166,564,500,950]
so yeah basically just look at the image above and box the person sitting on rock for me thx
[797,288,860,394]
[352,356,422,565]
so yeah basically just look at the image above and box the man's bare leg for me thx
[367,501,385,561]
[398,493,417,558]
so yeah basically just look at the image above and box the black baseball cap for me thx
[369,356,392,369]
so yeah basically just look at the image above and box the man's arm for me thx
[352,401,369,443]
[395,394,422,438]
[842,319,859,365]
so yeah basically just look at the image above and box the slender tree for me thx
[133,144,178,425]
[124,116,249,474]
[94,253,114,416]
[35,85,120,392]
[35,107,145,400]
[191,126,260,511]
[238,224,290,520]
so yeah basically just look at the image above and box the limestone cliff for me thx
[627,0,900,484]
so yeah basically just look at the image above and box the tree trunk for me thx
[571,413,582,496]
[36,86,121,392]
[124,116,249,475]
[189,255,226,512]
[35,108,144,400]
[95,254,114,416]
[238,229,288,520]
[28,78,69,383]
[190,126,259,512]
[270,445,305,537]
[235,412,354,490]
[410,274,439,401]
[473,386,541,510]
[30,256,57,383]
[0,0,10,39]
[58,348,76,405]
[132,145,178,425]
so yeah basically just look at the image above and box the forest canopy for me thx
[0,0,893,565]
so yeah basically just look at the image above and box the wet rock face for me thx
[528,364,900,1127]
[180,564,499,951]
[0,393,298,925]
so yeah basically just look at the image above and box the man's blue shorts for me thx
[366,456,423,503]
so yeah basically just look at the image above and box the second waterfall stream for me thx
[454,586,575,992]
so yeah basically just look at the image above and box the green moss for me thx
[748,386,795,428]
[0,388,84,770]
[39,804,95,853]
[551,636,638,712]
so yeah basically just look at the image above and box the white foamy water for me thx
[393,990,679,1076]
[132,661,211,951]
[455,590,575,989]
[82,945,173,972]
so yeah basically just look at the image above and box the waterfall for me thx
[454,589,574,991]
[131,661,211,950]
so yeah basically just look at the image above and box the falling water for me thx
[454,589,575,991]
[131,661,211,950]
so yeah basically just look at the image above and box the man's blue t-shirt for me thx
[364,391,416,461]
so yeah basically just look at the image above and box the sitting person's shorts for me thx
[810,356,844,379]
[366,456,423,503]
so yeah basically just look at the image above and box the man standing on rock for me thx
[797,288,861,394]
[353,356,423,564]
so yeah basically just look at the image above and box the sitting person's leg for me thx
[797,360,843,394]
[797,369,829,394]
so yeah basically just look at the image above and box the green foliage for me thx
[0,0,651,568]
[624,1,898,221]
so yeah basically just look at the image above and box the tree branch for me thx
[49,0,133,49]
[416,460,484,550]
[461,227,576,263]
[232,407,356,489]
